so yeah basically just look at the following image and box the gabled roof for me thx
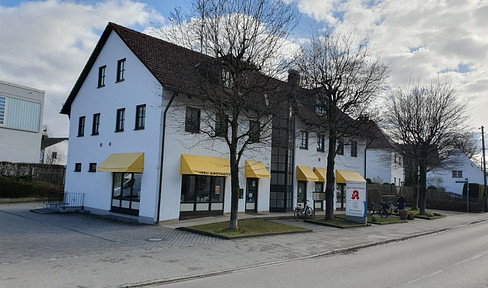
[41,137,68,149]
[366,121,397,149]
[61,22,214,116]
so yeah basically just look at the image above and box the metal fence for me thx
[44,193,84,209]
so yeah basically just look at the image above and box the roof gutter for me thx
[157,91,177,223]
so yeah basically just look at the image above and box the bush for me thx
[427,185,438,190]
[0,175,63,198]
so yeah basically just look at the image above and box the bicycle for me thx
[368,201,395,218]
[294,200,314,220]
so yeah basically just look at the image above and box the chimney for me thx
[287,69,300,87]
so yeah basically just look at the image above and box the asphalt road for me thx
[159,221,488,288]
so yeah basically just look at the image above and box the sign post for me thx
[345,181,367,224]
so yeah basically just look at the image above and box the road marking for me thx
[408,270,444,284]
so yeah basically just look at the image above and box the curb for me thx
[120,219,486,288]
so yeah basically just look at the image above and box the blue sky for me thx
[0,0,486,138]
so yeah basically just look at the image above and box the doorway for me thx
[246,178,258,212]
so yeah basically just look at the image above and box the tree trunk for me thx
[229,153,239,230]
[418,161,427,215]
[325,132,337,220]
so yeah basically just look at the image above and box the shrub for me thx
[0,175,63,198]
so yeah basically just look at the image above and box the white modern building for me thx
[427,149,487,195]
[0,80,44,163]
[62,23,272,223]
[41,137,69,165]
[365,123,404,186]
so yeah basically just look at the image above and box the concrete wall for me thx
[0,80,44,163]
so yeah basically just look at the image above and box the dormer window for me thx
[116,58,126,82]
[221,69,233,89]
[316,105,326,116]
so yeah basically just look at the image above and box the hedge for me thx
[0,175,63,198]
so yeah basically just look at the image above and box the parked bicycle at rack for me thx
[294,200,314,220]
[368,201,398,218]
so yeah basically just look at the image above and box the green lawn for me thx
[179,218,311,239]
[368,215,407,225]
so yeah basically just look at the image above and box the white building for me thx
[427,149,487,195]
[61,23,272,223]
[293,118,367,211]
[0,80,44,163]
[365,123,404,186]
[41,137,69,165]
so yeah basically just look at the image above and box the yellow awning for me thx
[336,170,366,184]
[98,153,144,173]
[296,166,319,181]
[181,154,230,176]
[245,161,271,178]
[314,168,327,182]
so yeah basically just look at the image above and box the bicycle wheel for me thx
[294,208,300,221]
[305,207,314,218]
[379,208,389,218]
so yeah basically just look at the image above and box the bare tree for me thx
[161,0,297,229]
[384,78,468,215]
[43,148,66,165]
[293,31,388,220]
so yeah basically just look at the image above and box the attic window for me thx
[116,58,126,82]
[316,105,326,116]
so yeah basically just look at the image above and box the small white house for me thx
[41,137,68,165]
[427,149,487,195]
[0,80,44,163]
[365,122,404,186]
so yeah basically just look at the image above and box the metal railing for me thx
[44,193,84,209]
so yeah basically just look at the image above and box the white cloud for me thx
[293,0,488,130]
[0,0,159,136]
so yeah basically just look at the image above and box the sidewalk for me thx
[1,202,487,288]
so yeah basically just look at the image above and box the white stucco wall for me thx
[294,120,367,210]
[65,31,164,223]
[161,95,272,221]
[427,150,487,195]
[366,149,404,186]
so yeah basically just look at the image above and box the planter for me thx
[399,210,409,220]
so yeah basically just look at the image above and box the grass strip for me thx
[409,209,446,220]
[178,218,311,239]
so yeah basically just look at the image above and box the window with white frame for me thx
[317,133,325,152]
[299,131,308,149]
[452,170,463,178]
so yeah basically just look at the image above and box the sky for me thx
[0,0,486,138]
